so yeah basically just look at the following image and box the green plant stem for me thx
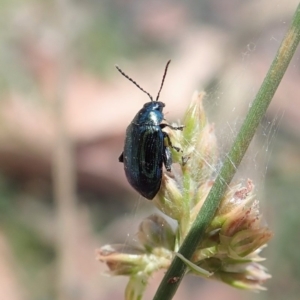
[153,4,300,300]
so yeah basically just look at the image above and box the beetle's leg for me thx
[163,131,181,152]
[163,144,172,172]
[160,123,184,131]
[119,152,124,163]
[182,155,190,166]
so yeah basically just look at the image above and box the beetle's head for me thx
[143,101,165,112]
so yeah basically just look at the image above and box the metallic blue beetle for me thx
[117,61,182,200]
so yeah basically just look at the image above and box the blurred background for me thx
[0,0,299,299]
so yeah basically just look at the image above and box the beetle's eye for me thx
[158,102,165,108]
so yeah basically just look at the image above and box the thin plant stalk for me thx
[153,4,300,300]
[52,1,80,300]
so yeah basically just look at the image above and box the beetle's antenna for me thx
[115,65,153,102]
[155,60,171,102]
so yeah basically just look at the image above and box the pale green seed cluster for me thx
[97,92,272,299]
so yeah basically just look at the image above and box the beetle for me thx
[116,60,183,200]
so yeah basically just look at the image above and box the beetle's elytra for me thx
[116,60,183,200]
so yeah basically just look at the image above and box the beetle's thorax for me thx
[132,101,165,125]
